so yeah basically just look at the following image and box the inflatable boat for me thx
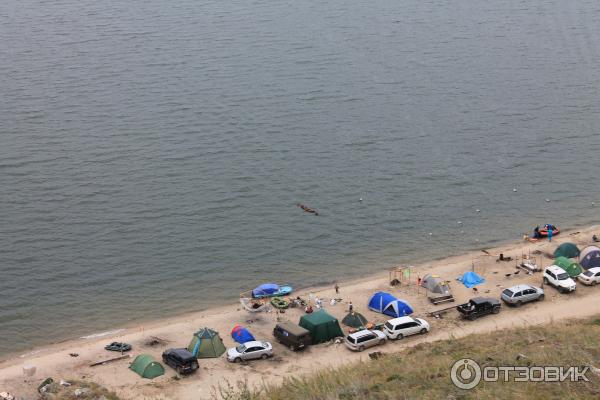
[538,226,560,237]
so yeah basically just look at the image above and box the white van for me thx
[384,316,430,340]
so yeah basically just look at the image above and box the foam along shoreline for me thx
[1,225,600,400]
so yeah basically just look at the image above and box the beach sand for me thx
[2,225,599,399]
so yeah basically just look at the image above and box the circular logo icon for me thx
[450,358,482,389]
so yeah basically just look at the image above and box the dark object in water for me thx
[105,342,132,352]
[296,203,319,215]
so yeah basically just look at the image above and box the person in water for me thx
[533,226,541,239]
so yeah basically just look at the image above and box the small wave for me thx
[80,329,124,340]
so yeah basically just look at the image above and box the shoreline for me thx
[4,218,597,363]
[2,224,599,399]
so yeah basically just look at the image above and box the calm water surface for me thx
[1,0,600,356]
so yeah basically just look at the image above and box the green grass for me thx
[213,316,600,400]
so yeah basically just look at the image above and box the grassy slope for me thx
[215,317,600,400]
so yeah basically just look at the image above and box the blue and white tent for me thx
[458,271,485,288]
[368,291,413,317]
[580,246,600,270]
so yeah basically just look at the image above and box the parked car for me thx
[457,297,501,320]
[344,329,386,352]
[162,348,199,375]
[578,267,600,286]
[543,265,576,293]
[226,341,273,363]
[384,316,430,340]
[273,322,311,351]
[501,284,544,306]
[104,342,131,352]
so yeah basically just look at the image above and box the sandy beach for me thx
[2,225,600,399]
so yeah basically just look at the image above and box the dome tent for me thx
[187,328,226,358]
[580,246,600,270]
[231,325,255,344]
[420,274,451,295]
[554,257,583,278]
[553,242,580,259]
[368,292,413,318]
[129,354,164,379]
[341,312,368,329]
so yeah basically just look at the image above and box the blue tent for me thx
[458,271,485,288]
[580,246,600,270]
[368,292,413,317]
[252,283,279,297]
[231,325,255,344]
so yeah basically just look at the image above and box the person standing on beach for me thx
[548,226,553,242]
[348,301,353,312]
[334,283,339,294]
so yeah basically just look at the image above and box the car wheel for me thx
[234,357,242,363]
[492,306,500,314]
[358,346,365,352]
[397,333,404,340]
[515,301,522,308]
[543,277,549,285]
[420,328,427,334]
[538,294,544,301]
[261,354,268,360]
[468,314,476,321]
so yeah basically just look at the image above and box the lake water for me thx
[1,0,600,357]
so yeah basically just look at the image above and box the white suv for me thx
[543,265,576,293]
[384,316,430,340]
[344,329,386,351]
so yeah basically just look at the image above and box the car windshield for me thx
[583,270,594,277]
[346,335,354,342]
[385,322,393,330]
[235,345,246,353]
[557,273,570,280]
[502,289,514,297]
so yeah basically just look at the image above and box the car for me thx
[457,297,501,320]
[344,329,386,351]
[383,316,430,340]
[273,322,312,351]
[162,348,199,375]
[226,341,273,363]
[501,284,544,306]
[578,267,600,286]
[104,342,132,352]
[543,265,576,293]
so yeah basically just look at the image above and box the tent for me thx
[252,283,279,297]
[553,242,580,259]
[367,292,413,318]
[129,354,164,379]
[421,274,451,295]
[231,325,255,344]
[341,312,368,329]
[299,310,344,344]
[580,246,600,270]
[187,328,226,358]
[554,257,583,278]
[458,271,485,288]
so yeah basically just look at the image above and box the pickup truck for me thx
[457,297,501,320]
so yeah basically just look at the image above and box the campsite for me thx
[2,226,600,399]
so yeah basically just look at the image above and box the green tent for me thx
[554,256,583,278]
[187,327,226,358]
[341,311,368,329]
[554,243,580,259]
[299,310,344,344]
[129,354,164,379]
